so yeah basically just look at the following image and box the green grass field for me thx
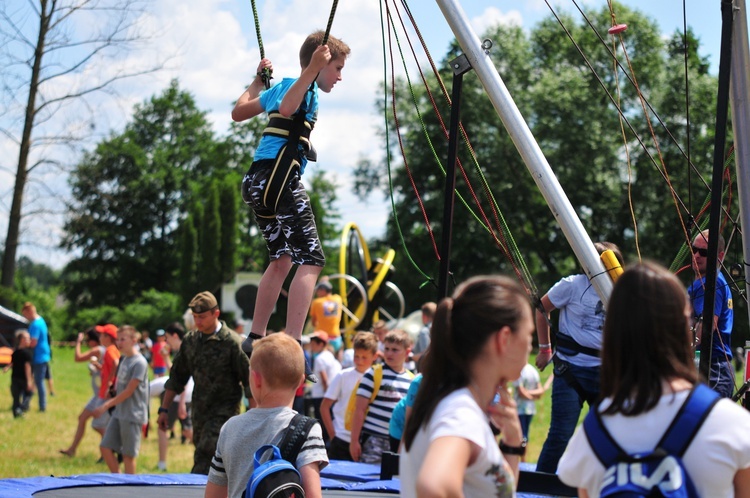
[0,346,195,478]
[0,346,556,479]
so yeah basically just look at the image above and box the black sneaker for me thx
[305,356,318,383]
[241,332,265,357]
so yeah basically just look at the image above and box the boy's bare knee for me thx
[269,256,293,272]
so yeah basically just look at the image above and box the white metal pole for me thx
[730,0,750,324]
[434,0,613,304]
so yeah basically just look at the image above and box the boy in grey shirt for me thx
[93,325,149,474]
[205,334,328,498]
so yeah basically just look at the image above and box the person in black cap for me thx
[157,291,251,474]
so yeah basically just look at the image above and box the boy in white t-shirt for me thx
[309,331,341,442]
[320,332,378,460]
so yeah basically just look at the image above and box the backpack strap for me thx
[657,383,720,456]
[583,403,624,467]
[253,444,283,470]
[584,384,721,466]
[371,363,384,401]
[278,413,317,465]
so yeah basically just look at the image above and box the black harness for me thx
[553,331,600,406]
[254,94,316,219]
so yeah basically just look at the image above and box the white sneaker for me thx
[157,461,167,471]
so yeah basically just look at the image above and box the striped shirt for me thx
[357,364,414,437]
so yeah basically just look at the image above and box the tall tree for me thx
[61,80,219,307]
[198,181,222,293]
[0,0,164,294]
[219,175,241,284]
[177,211,199,304]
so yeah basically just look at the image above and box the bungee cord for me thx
[379,0,539,297]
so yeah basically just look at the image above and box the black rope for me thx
[322,0,339,45]
[250,0,272,89]
[569,0,716,197]
[548,0,741,230]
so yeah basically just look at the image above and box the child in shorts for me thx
[93,325,149,474]
[233,31,350,381]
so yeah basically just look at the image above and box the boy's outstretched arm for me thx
[278,45,331,117]
[232,58,273,122]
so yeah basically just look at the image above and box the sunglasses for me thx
[691,246,709,257]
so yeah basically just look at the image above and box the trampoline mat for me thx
[34,485,204,497]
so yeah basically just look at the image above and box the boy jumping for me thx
[232,31,351,381]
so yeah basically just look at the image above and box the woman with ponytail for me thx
[399,275,534,498]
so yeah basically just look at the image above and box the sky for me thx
[0,0,745,269]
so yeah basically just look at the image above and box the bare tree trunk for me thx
[1,0,51,290]
[0,0,164,294]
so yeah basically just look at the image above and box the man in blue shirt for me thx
[688,230,734,398]
[21,302,51,412]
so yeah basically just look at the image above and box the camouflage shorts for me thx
[242,160,325,267]
[360,433,391,464]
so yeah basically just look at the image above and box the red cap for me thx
[95,324,118,339]
[310,331,329,344]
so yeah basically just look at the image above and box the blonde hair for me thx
[384,329,411,349]
[118,325,141,343]
[352,331,379,354]
[251,334,304,390]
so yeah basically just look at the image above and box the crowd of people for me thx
[4,24,750,498]
[4,250,750,495]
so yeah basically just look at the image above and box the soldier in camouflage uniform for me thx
[157,291,251,474]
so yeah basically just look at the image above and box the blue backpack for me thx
[583,384,720,498]
[244,413,316,498]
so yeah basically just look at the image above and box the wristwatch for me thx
[158,407,169,415]
[499,438,527,457]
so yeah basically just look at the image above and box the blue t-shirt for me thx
[688,271,733,359]
[28,316,51,364]
[254,77,319,174]
[389,374,422,440]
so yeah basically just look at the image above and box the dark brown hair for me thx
[403,275,530,450]
[600,261,698,415]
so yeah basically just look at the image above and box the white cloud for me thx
[471,7,524,35]
[2,0,546,269]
